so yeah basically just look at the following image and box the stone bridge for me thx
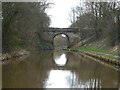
[38,27,95,48]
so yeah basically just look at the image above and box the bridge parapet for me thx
[42,27,80,33]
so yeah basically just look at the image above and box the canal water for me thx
[2,50,120,88]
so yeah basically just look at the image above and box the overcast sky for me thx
[47,0,80,28]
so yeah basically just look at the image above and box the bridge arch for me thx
[53,33,70,49]
[38,28,94,49]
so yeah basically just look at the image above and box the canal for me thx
[2,50,120,88]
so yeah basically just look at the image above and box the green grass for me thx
[73,48,119,61]
[84,50,119,60]
[75,45,118,55]
[68,45,119,61]
[68,39,120,61]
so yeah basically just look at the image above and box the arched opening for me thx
[53,33,69,50]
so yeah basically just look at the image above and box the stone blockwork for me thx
[39,27,95,48]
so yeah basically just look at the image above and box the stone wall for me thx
[39,28,95,48]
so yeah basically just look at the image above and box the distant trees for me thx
[70,1,120,46]
[2,2,51,52]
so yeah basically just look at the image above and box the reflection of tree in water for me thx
[53,50,64,58]
[3,51,119,88]
[3,51,53,88]
[67,53,119,88]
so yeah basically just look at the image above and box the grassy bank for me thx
[67,40,120,66]
[82,40,119,54]
[70,46,119,60]
[68,48,120,66]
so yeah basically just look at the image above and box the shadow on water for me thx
[2,50,120,88]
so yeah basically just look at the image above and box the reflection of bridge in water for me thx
[53,50,83,68]
[3,50,119,88]
[44,50,119,88]
[51,50,91,70]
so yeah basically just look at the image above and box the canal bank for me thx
[66,48,120,67]
[1,50,30,61]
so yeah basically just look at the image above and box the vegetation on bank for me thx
[1,49,29,61]
[70,1,120,47]
[2,2,52,53]
[68,1,120,62]
[78,40,119,55]
[68,39,119,61]
[72,48,119,60]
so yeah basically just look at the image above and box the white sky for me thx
[47,0,80,28]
